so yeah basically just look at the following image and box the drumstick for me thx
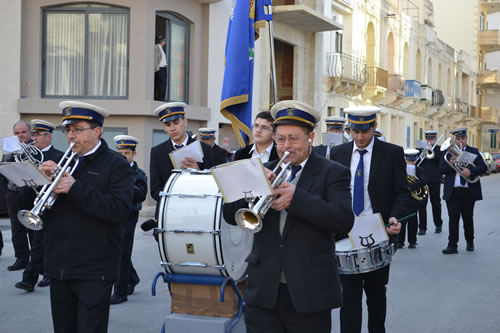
[384,213,417,227]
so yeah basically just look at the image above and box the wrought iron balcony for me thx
[432,89,445,106]
[327,52,367,85]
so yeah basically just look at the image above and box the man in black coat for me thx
[330,106,409,333]
[39,101,134,332]
[14,119,64,292]
[418,130,444,234]
[224,100,354,333]
[313,116,347,158]
[150,102,215,216]
[110,135,148,305]
[198,127,229,165]
[440,127,487,254]
[233,111,278,162]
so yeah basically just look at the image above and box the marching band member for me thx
[150,102,215,216]
[440,127,487,254]
[398,149,427,249]
[14,120,63,292]
[110,135,147,304]
[313,116,346,157]
[374,128,386,142]
[0,120,33,270]
[198,127,229,165]
[418,130,443,235]
[39,101,134,332]
[330,106,409,333]
[224,100,354,333]
[233,111,278,162]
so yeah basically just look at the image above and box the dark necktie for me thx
[174,144,183,149]
[289,165,302,182]
[353,149,367,216]
[460,146,466,186]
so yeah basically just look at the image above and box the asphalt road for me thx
[0,173,499,332]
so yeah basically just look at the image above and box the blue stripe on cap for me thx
[274,108,315,127]
[32,124,53,133]
[116,139,137,147]
[347,114,377,124]
[451,129,467,137]
[62,107,104,126]
[158,106,185,121]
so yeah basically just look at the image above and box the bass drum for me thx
[157,169,252,281]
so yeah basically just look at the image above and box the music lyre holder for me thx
[360,233,376,257]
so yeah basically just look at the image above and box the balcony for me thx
[364,67,388,103]
[432,89,445,107]
[420,84,433,103]
[479,30,500,52]
[326,52,366,96]
[480,106,500,124]
[478,69,500,88]
[385,74,406,106]
[273,0,343,32]
[481,0,500,14]
[400,79,420,110]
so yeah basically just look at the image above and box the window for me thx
[491,132,497,149]
[153,129,170,147]
[480,13,485,31]
[42,4,129,98]
[52,127,127,152]
[156,13,190,102]
[335,32,343,53]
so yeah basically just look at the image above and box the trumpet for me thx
[440,137,479,184]
[14,141,44,166]
[407,175,429,201]
[234,151,292,233]
[17,142,80,231]
[416,135,443,167]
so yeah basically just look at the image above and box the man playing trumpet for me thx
[223,100,354,332]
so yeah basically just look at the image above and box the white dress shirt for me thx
[250,142,274,163]
[350,137,375,216]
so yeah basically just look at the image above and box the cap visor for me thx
[161,114,184,123]
[349,123,373,131]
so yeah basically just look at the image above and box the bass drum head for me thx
[335,238,353,252]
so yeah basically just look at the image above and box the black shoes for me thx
[418,229,426,235]
[466,243,475,252]
[397,243,404,249]
[37,277,50,288]
[110,294,128,305]
[442,246,458,254]
[128,279,140,295]
[15,281,34,292]
[435,227,442,233]
[7,259,28,271]
[408,243,417,249]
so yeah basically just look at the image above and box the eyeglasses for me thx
[32,132,49,137]
[252,124,273,132]
[275,135,308,145]
[61,127,96,135]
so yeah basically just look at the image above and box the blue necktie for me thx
[174,144,183,149]
[353,149,367,216]
[459,146,466,186]
[289,165,302,182]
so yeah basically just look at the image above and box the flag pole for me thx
[265,4,278,105]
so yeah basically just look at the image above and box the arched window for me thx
[42,3,129,98]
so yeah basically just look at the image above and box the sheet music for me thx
[323,133,344,147]
[0,161,51,187]
[1,136,21,153]
[169,141,205,169]
[457,151,477,165]
[211,158,272,203]
[415,140,428,149]
[406,164,416,177]
[348,213,389,248]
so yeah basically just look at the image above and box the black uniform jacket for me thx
[43,140,134,281]
[131,161,147,212]
[419,144,442,184]
[223,152,354,313]
[439,145,486,201]
[212,143,229,166]
[150,136,215,202]
[330,138,411,239]
[233,142,279,161]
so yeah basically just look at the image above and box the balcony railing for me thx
[405,80,421,98]
[420,84,432,102]
[459,102,470,115]
[479,30,500,52]
[388,74,406,96]
[481,1,500,15]
[480,106,500,123]
[327,52,367,85]
[432,89,445,106]
[366,67,388,89]
[470,105,479,118]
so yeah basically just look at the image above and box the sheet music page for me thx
[406,164,416,177]
[348,213,389,248]
[323,133,344,147]
[211,158,272,203]
[1,136,21,153]
[457,151,477,165]
[415,140,428,149]
[169,140,205,169]
[0,161,51,187]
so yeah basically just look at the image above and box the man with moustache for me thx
[224,100,354,332]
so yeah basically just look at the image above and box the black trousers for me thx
[154,67,167,101]
[6,191,32,262]
[50,279,113,333]
[340,265,390,333]
[114,212,139,297]
[245,283,331,333]
[0,229,3,253]
[445,188,475,247]
[22,230,45,286]
[399,213,418,245]
[418,182,443,231]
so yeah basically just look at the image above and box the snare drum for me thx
[157,169,252,281]
[335,238,394,275]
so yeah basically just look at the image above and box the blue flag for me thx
[220,0,272,147]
